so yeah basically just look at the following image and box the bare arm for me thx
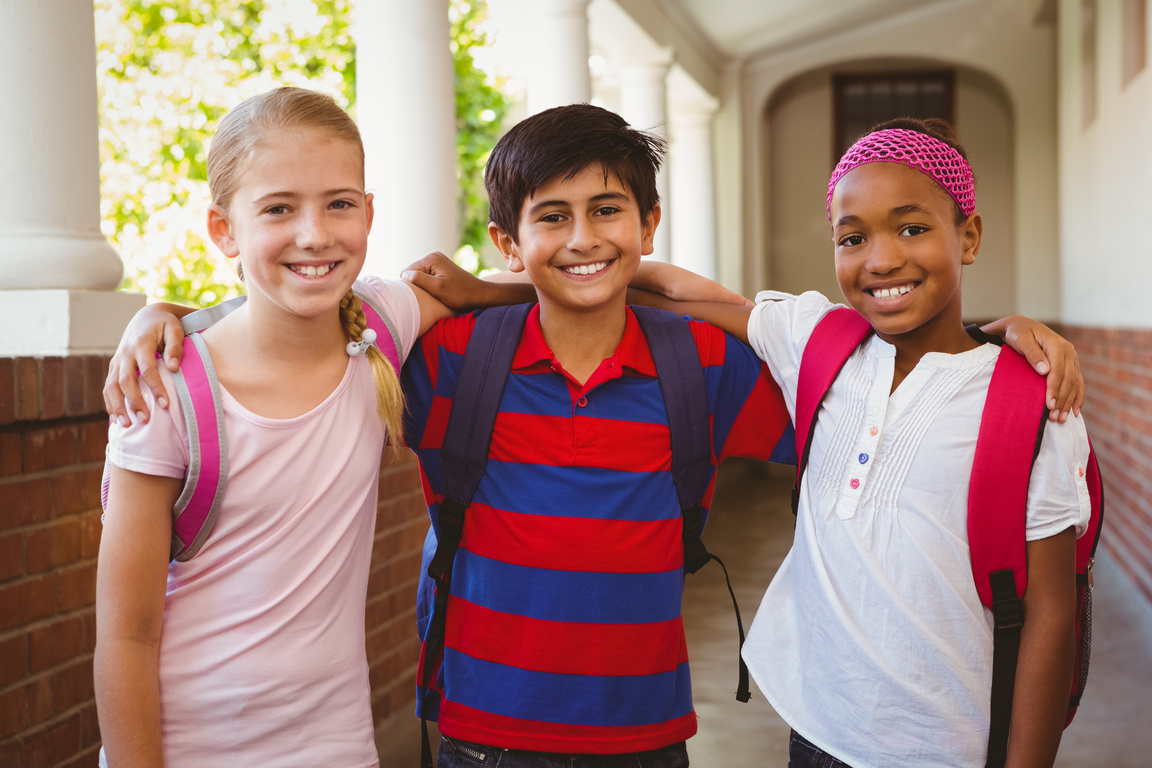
[104,302,194,426]
[1004,527,1077,768]
[626,289,754,344]
[402,252,537,312]
[94,466,181,768]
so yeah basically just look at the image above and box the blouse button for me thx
[869,426,878,436]
[858,453,869,464]
[849,478,860,490]
[577,396,588,408]
[1078,467,1085,478]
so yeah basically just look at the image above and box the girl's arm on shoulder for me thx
[94,466,181,768]
[1004,526,1077,768]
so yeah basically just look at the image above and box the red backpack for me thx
[792,307,1104,768]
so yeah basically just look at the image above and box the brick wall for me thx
[0,356,428,767]
[1061,326,1152,608]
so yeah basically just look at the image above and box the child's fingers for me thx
[161,320,185,374]
[103,359,132,428]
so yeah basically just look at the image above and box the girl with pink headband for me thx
[633,117,1091,767]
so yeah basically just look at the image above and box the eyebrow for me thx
[527,191,631,216]
[834,203,935,227]
[252,188,363,204]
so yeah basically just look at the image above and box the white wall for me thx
[725,0,1060,319]
[1059,0,1152,328]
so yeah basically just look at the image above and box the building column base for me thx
[0,290,146,356]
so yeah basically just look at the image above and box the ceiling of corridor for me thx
[665,0,959,58]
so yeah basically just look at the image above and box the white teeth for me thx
[291,263,334,278]
[873,284,913,299]
[564,261,609,276]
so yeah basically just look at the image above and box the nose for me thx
[864,235,904,274]
[296,207,335,251]
[566,214,601,254]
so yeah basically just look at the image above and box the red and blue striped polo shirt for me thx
[403,304,794,754]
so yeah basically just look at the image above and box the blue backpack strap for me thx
[632,306,752,703]
[419,302,532,768]
[792,307,873,513]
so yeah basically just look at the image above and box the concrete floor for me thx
[377,460,1152,767]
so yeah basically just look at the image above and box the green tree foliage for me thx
[451,1,508,255]
[97,0,505,306]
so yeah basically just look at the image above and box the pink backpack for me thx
[101,286,401,562]
[793,307,1104,768]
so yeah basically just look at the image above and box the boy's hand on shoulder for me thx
[981,316,1084,422]
[104,303,189,427]
[402,252,489,311]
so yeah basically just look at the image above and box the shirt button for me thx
[577,396,588,408]
[858,453,869,464]
[849,478,860,490]
[869,426,878,436]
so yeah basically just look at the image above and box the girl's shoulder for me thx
[354,275,422,362]
[106,364,190,480]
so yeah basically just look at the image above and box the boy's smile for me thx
[490,163,659,324]
[831,162,981,361]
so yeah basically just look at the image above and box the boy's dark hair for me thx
[868,117,972,224]
[484,104,666,242]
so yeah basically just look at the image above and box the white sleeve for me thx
[354,275,422,365]
[1025,412,1093,540]
[746,290,841,414]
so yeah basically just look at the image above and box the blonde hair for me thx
[340,291,405,442]
[208,88,404,437]
[207,86,364,210]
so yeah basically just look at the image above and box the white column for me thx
[526,0,592,114]
[617,53,672,262]
[668,97,720,280]
[353,0,458,278]
[0,0,143,355]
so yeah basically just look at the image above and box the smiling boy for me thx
[400,104,796,768]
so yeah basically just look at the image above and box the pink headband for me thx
[826,128,975,220]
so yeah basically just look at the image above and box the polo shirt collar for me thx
[511,304,659,378]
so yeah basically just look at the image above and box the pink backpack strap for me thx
[793,307,873,492]
[167,333,227,561]
[967,347,1046,607]
[354,286,402,374]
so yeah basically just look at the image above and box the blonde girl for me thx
[94,87,466,767]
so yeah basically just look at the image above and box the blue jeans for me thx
[437,736,690,768]
[787,731,855,768]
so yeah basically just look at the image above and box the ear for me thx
[960,212,982,266]
[207,204,240,259]
[488,222,524,272]
[640,204,662,256]
[364,191,375,236]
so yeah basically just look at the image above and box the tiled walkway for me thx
[377,460,1152,767]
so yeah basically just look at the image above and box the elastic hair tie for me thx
[346,328,377,357]
[827,128,975,220]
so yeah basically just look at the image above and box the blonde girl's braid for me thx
[339,290,405,443]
